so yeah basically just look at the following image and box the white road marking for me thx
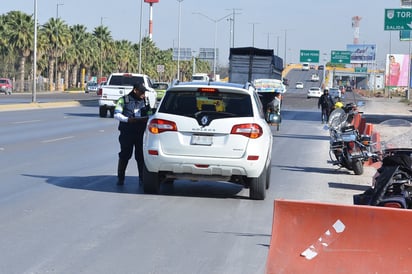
[12,120,42,124]
[42,136,75,143]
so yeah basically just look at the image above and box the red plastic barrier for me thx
[266,199,412,274]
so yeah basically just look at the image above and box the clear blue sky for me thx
[1,0,410,68]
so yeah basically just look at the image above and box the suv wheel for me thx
[99,106,107,117]
[266,160,271,190]
[143,164,160,194]
[249,167,267,200]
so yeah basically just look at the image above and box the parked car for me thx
[0,78,13,95]
[295,82,304,89]
[311,74,320,82]
[152,82,170,101]
[85,82,98,93]
[307,87,322,98]
[142,81,273,200]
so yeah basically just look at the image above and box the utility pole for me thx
[225,8,241,48]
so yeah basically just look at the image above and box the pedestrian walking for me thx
[114,83,151,186]
[318,88,334,123]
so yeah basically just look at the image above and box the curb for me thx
[0,101,82,112]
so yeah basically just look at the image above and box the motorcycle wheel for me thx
[352,159,364,175]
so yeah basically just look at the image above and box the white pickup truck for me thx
[97,73,157,118]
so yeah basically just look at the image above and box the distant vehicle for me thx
[228,47,283,84]
[345,86,353,92]
[318,65,324,70]
[329,87,342,99]
[295,82,304,89]
[97,73,157,118]
[311,74,320,82]
[98,81,107,88]
[143,81,273,200]
[282,78,289,86]
[253,78,286,94]
[152,82,170,101]
[0,78,13,95]
[191,73,209,82]
[85,82,98,93]
[307,87,322,98]
[302,63,310,71]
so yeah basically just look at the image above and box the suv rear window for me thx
[109,75,144,86]
[158,90,253,117]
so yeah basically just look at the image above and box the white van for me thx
[302,63,310,71]
[192,73,210,82]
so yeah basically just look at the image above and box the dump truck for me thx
[228,47,283,84]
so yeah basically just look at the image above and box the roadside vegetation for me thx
[0,11,211,92]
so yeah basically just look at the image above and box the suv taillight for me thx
[231,123,263,139]
[148,119,177,134]
[97,88,102,96]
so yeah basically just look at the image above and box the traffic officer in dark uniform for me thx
[114,83,151,186]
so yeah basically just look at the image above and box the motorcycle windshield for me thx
[372,119,412,154]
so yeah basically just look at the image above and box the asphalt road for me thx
[0,82,410,273]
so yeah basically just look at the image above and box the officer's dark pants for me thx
[118,127,145,179]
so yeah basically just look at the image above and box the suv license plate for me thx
[191,135,213,146]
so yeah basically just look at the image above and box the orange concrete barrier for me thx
[266,199,412,274]
[363,123,373,136]
[358,117,366,134]
[351,113,362,129]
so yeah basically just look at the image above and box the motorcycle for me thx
[354,119,412,208]
[327,103,373,175]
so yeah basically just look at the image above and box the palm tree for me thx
[5,11,34,92]
[114,40,134,72]
[41,17,71,91]
[93,25,113,80]
[68,24,90,88]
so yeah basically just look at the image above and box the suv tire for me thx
[249,167,267,200]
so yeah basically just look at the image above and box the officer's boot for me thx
[137,161,144,185]
[117,159,128,185]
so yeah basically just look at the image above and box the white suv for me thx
[142,82,273,200]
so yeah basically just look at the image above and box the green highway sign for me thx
[385,8,412,30]
[299,50,319,63]
[355,67,367,73]
[331,50,351,64]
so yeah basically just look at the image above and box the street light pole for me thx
[100,17,107,80]
[33,0,37,102]
[176,0,183,81]
[55,3,63,91]
[193,12,232,79]
[139,0,143,73]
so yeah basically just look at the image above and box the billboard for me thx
[401,0,412,6]
[385,54,410,87]
[172,48,192,61]
[346,44,376,64]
